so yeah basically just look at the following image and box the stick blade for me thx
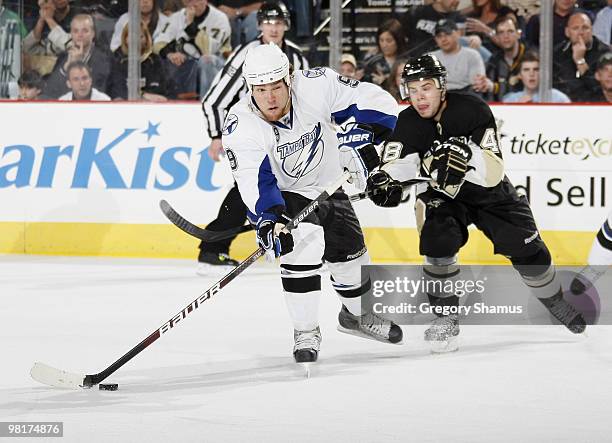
[30,362,88,389]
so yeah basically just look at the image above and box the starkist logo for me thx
[0,122,219,190]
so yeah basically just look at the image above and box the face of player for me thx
[340,62,356,78]
[378,31,398,58]
[496,19,519,51]
[596,64,612,92]
[434,30,460,53]
[67,67,93,100]
[260,20,286,45]
[252,80,290,121]
[519,61,539,92]
[71,18,95,49]
[19,86,41,100]
[407,78,444,119]
[566,13,593,46]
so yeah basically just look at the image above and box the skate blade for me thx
[296,362,315,378]
[337,326,403,345]
[427,336,459,354]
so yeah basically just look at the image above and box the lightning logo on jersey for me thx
[276,123,325,180]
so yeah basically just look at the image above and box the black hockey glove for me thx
[366,170,403,208]
[430,138,473,189]
[256,209,294,261]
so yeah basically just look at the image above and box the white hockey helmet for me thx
[243,43,291,92]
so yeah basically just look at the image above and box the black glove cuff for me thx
[358,144,381,172]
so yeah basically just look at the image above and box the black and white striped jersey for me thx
[202,37,309,139]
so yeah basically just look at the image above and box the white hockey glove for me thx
[256,210,294,261]
[337,123,381,191]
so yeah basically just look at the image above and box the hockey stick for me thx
[160,199,254,242]
[30,171,351,390]
[348,177,432,203]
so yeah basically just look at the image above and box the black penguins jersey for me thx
[381,91,506,201]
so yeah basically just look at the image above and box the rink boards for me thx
[0,102,609,264]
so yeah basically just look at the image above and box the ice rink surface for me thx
[1,255,611,443]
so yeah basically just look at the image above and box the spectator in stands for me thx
[504,0,541,21]
[44,14,111,98]
[59,61,111,100]
[526,0,579,47]
[154,0,231,99]
[17,70,43,100]
[23,0,81,75]
[23,0,80,54]
[402,0,464,56]
[593,0,611,45]
[431,19,485,91]
[110,0,170,52]
[474,16,527,100]
[588,51,612,101]
[108,21,172,101]
[361,18,407,87]
[212,1,263,47]
[553,11,610,101]
[0,0,26,98]
[503,51,571,102]
[464,0,519,52]
[339,53,358,78]
[386,58,407,101]
[162,0,183,15]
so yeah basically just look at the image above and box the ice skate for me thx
[196,252,239,276]
[570,265,606,295]
[293,327,322,377]
[337,306,403,344]
[538,292,587,334]
[424,314,459,353]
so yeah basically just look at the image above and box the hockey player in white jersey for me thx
[223,43,402,364]
[197,1,308,272]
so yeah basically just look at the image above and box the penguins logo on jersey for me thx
[277,123,325,179]
[302,67,326,78]
[222,114,239,136]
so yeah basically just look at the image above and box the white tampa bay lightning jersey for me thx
[221,67,399,221]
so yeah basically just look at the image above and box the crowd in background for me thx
[0,0,610,103]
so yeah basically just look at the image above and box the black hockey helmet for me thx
[400,54,448,100]
[257,1,291,30]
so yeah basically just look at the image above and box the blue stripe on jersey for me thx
[255,155,285,217]
[332,105,397,137]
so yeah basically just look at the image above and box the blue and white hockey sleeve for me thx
[327,71,399,144]
[223,137,285,223]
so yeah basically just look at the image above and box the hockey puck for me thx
[99,383,118,391]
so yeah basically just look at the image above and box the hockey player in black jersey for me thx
[196,1,309,274]
[367,54,586,352]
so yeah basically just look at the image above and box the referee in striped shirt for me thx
[197,1,309,273]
